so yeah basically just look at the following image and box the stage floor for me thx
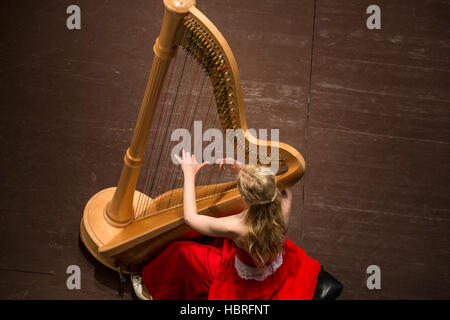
[0,0,449,299]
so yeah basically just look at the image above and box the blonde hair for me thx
[237,165,285,267]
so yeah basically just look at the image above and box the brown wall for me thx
[0,0,449,299]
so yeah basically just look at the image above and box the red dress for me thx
[142,237,321,300]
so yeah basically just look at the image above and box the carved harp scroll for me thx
[80,0,305,272]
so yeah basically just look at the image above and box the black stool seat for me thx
[313,266,343,300]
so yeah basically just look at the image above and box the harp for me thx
[80,0,305,273]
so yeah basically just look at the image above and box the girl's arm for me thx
[175,150,237,238]
[281,188,293,227]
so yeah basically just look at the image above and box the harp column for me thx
[105,0,196,227]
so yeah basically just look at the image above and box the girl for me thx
[132,150,322,300]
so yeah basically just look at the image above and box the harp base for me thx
[80,218,119,272]
[80,187,151,273]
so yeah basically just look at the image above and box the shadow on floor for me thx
[78,234,137,299]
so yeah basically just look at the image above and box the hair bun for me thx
[249,187,278,206]
[259,166,276,176]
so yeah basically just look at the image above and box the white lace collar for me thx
[234,252,283,281]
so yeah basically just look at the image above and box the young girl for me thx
[132,150,322,300]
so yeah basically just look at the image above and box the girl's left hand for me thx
[174,149,209,177]
[215,157,244,172]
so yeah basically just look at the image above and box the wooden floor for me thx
[0,0,449,299]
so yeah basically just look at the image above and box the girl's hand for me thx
[175,150,209,177]
[215,158,244,172]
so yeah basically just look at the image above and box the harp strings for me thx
[135,33,189,218]
[162,63,203,209]
[134,31,236,220]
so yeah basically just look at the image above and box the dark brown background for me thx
[0,0,449,299]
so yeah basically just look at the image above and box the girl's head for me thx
[237,165,285,267]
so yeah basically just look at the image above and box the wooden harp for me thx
[80,0,305,273]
